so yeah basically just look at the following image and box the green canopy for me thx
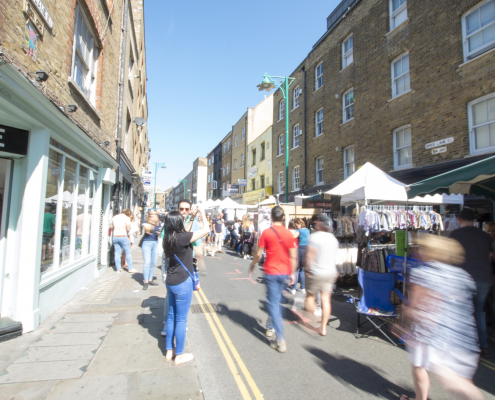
[406,155,495,200]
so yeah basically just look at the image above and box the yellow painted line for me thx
[481,358,495,368]
[480,359,495,372]
[193,291,252,400]
[198,289,264,400]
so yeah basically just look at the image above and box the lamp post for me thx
[153,162,166,208]
[257,72,294,203]
[179,178,187,199]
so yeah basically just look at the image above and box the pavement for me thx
[0,240,203,400]
[1,241,495,399]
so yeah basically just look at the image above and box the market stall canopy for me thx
[408,193,464,205]
[406,155,495,200]
[219,197,249,209]
[326,162,408,203]
[203,199,215,208]
[259,196,277,205]
[213,199,223,206]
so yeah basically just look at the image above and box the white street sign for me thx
[142,170,153,178]
[432,147,447,155]
[425,137,454,150]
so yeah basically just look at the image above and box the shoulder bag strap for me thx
[174,254,195,281]
[270,227,289,253]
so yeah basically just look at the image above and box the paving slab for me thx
[108,298,144,308]
[142,309,164,324]
[136,367,203,400]
[101,324,147,347]
[46,372,139,400]
[85,345,129,376]
[0,360,90,383]
[141,297,165,309]
[113,290,149,299]
[124,343,170,372]
[113,309,145,325]
[32,332,105,347]
[61,313,117,323]
[49,322,112,334]
[14,345,99,363]
[0,380,59,400]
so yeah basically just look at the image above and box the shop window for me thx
[469,93,495,154]
[60,158,77,267]
[75,166,88,260]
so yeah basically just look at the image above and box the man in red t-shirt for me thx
[249,206,297,353]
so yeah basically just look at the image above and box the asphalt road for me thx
[186,246,495,400]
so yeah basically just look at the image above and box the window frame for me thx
[315,62,323,90]
[468,93,495,155]
[293,165,300,191]
[293,124,300,149]
[278,134,284,156]
[235,134,238,147]
[393,125,413,169]
[279,99,285,121]
[261,141,266,161]
[316,157,324,185]
[71,3,99,105]
[344,145,355,179]
[342,34,354,69]
[391,52,411,98]
[390,0,408,31]
[293,86,300,109]
[462,0,495,62]
[242,126,246,141]
[260,174,265,189]
[252,148,256,166]
[278,171,284,194]
[315,108,324,137]
[343,88,355,123]
[234,159,237,171]
[241,153,245,167]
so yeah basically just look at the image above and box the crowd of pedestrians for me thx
[108,201,495,398]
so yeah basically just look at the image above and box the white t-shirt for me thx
[307,231,339,277]
[111,214,130,236]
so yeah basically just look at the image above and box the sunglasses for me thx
[179,208,190,211]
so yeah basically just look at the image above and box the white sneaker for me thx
[290,289,296,295]
[314,308,322,316]
[301,289,306,294]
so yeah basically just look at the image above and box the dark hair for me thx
[459,207,475,222]
[178,199,192,208]
[163,211,185,257]
[295,218,306,228]
[271,206,285,222]
[288,221,296,230]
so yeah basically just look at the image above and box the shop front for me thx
[242,187,272,205]
[0,61,118,334]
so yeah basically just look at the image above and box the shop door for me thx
[0,159,13,317]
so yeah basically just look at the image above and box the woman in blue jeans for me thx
[163,206,209,365]
[141,211,161,290]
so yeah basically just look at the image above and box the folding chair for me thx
[352,268,407,346]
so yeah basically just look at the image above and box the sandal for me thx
[174,353,194,365]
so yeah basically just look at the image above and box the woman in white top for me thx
[122,214,139,272]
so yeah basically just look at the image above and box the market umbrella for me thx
[406,155,495,200]
[219,197,249,209]
[259,196,277,205]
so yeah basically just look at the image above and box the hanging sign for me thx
[247,166,257,179]
[29,0,53,29]
[0,125,29,157]
[431,147,447,155]
[238,179,247,186]
[228,184,239,194]
[302,194,341,210]
[425,137,454,150]
[142,170,153,178]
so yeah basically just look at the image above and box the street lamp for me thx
[153,162,166,208]
[257,72,294,203]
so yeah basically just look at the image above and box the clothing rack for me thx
[367,205,434,212]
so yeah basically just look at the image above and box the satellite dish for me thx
[134,117,147,127]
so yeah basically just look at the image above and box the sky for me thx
[144,0,342,192]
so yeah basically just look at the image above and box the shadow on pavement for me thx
[304,345,413,400]
[216,303,267,344]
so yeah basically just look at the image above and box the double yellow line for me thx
[194,289,263,400]
[480,357,495,372]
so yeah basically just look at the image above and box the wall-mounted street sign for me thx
[143,180,152,187]
[0,125,29,157]
[228,184,239,194]
[302,194,341,210]
[432,147,447,155]
[29,0,53,29]
[247,166,257,179]
[425,137,454,150]
[238,179,247,186]
[142,170,153,178]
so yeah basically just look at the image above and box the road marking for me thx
[198,289,264,400]
[193,291,252,400]
[230,277,258,284]
[225,269,242,275]
[480,359,495,372]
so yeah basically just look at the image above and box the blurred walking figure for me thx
[304,214,339,336]
[163,207,209,365]
[449,207,493,358]
[213,212,224,252]
[249,206,297,352]
[122,213,139,272]
[141,210,160,290]
[241,217,255,259]
[111,208,133,273]
[400,235,483,400]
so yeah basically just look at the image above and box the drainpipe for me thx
[301,65,307,194]
[114,0,129,214]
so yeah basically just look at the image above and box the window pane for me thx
[393,0,406,11]
[394,8,407,26]
[490,123,495,146]
[396,76,404,94]
[404,127,412,145]
[481,2,495,27]
[346,104,354,120]
[484,24,495,44]
[42,150,63,274]
[75,166,88,260]
[466,10,480,35]
[487,98,495,121]
[475,125,490,148]
[404,72,411,92]
[60,159,77,266]
[473,101,487,125]
[394,59,402,78]
[469,31,484,51]
[402,54,409,72]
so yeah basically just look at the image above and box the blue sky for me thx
[144,0,341,192]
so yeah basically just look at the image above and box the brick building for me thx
[0,0,150,334]
[206,143,222,200]
[230,112,248,203]
[221,132,232,197]
[272,0,495,202]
